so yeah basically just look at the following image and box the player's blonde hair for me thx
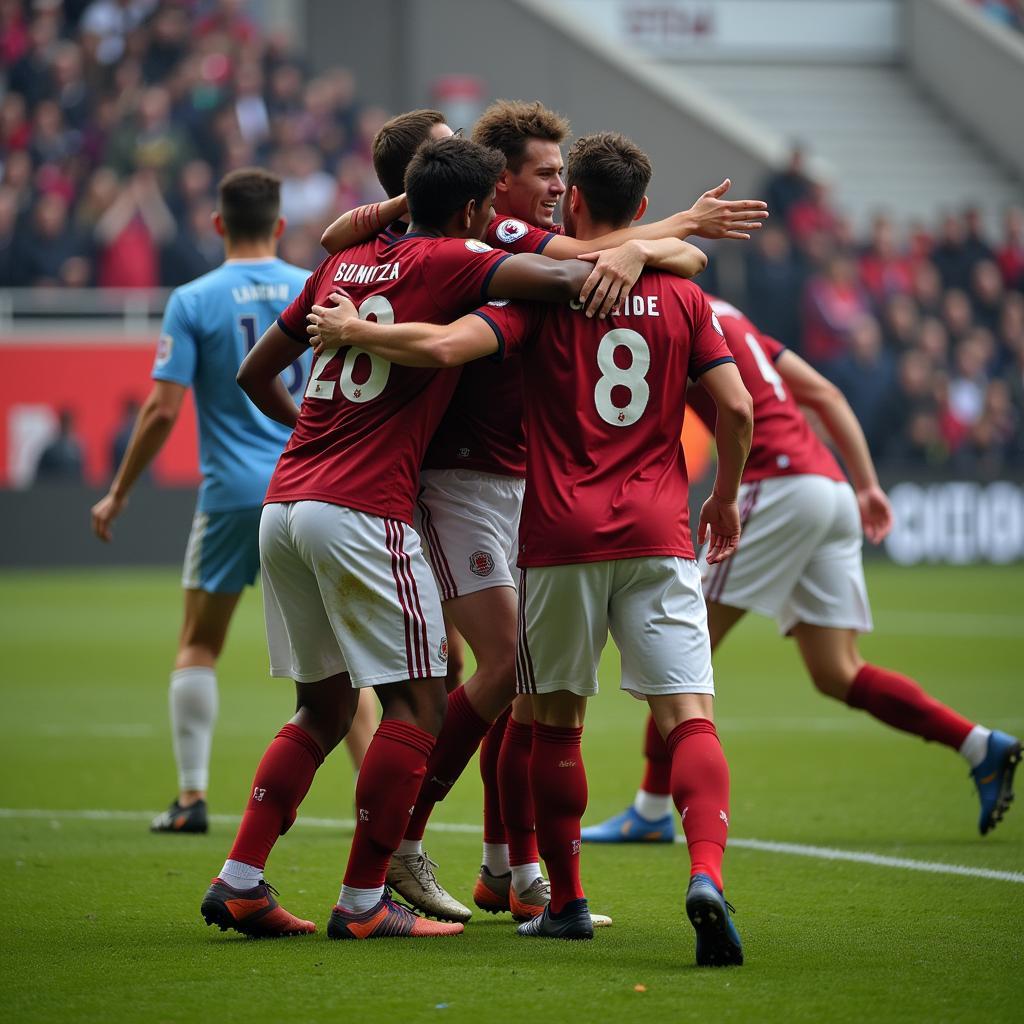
[472,100,570,172]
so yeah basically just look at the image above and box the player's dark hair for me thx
[404,138,506,230]
[566,132,652,228]
[372,109,447,198]
[218,167,281,241]
[472,100,569,172]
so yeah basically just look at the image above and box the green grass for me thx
[2,565,1022,1023]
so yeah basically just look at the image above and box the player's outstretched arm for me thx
[237,322,306,428]
[696,362,753,564]
[90,380,186,542]
[320,195,409,253]
[487,252,617,317]
[776,350,893,543]
[306,294,499,368]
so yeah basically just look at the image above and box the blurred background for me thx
[1,0,1023,570]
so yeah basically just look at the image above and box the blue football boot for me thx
[580,806,675,844]
[971,730,1021,835]
[685,873,743,967]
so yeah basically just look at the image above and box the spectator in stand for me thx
[7,7,60,107]
[161,197,221,285]
[763,142,813,222]
[50,41,90,131]
[14,191,86,285]
[932,213,974,290]
[859,214,913,304]
[279,144,335,227]
[93,167,174,287]
[879,293,921,351]
[826,314,896,455]
[0,0,29,67]
[106,85,190,188]
[802,254,869,367]
[910,259,945,319]
[971,260,1006,333]
[0,185,19,284]
[788,180,840,255]
[963,206,996,269]
[942,288,976,347]
[1,92,32,156]
[996,207,1024,290]
[34,408,86,484]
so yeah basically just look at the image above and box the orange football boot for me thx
[472,866,512,914]
[200,878,316,937]
[327,889,464,939]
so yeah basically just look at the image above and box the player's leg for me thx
[386,584,516,920]
[154,506,264,834]
[792,622,1020,833]
[580,589,746,845]
[474,704,512,911]
[515,563,607,941]
[613,557,742,966]
[341,686,377,772]
[786,479,1020,834]
[200,502,355,937]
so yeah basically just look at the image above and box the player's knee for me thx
[808,666,849,700]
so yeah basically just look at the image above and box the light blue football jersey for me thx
[152,258,312,513]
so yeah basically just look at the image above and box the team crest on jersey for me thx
[155,333,173,366]
[469,551,494,577]
[711,311,725,336]
[465,239,492,253]
[496,218,528,244]
[438,636,449,663]
[487,299,510,308]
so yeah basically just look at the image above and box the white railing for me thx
[0,288,171,337]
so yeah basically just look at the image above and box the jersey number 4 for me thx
[304,296,393,403]
[594,328,650,427]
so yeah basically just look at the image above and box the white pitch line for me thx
[2,807,1021,885]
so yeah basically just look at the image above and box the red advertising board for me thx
[0,339,200,488]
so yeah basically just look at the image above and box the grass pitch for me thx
[1,564,1022,1023]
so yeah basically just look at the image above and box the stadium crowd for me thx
[2,0,1023,475]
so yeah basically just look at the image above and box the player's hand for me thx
[576,240,645,319]
[307,290,357,357]
[698,492,741,564]
[857,485,893,545]
[686,180,769,241]
[91,492,126,543]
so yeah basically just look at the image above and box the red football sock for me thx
[641,712,672,796]
[227,723,325,870]
[530,722,587,913]
[343,719,435,889]
[480,707,511,845]
[666,718,729,893]
[846,664,974,749]
[405,685,491,841]
[499,717,539,867]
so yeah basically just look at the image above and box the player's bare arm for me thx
[320,194,409,252]
[695,361,753,564]
[309,294,500,368]
[90,380,187,542]
[577,238,707,313]
[776,350,893,544]
[236,322,307,428]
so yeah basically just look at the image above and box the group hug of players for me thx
[92,100,1019,967]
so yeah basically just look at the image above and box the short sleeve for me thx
[277,256,331,342]
[423,238,512,315]
[468,300,544,361]
[688,290,734,379]
[485,216,557,255]
[152,289,197,386]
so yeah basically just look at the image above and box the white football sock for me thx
[396,838,423,857]
[219,859,262,890]
[959,725,992,768]
[511,862,542,895]
[339,884,384,913]
[170,667,218,792]
[633,789,674,822]
[482,842,510,875]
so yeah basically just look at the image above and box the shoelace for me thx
[405,853,445,895]
[263,880,280,899]
[724,899,737,915]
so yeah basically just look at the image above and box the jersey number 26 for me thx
[304,296,393,403]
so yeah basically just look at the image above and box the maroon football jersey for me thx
[687,298,845,485]
[266,232,511,523]
[476,272,733,567]
[422,215,560,478]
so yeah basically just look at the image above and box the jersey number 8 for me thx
[594,328,650,427]
[305,295,394,403]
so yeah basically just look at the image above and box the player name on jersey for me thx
[332,260,402,285]
[230,283,293,304]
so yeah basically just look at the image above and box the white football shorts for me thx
[517,557,715,699]
[260,501,448,686]
[414,468,523,600]
[701,475,873,635]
